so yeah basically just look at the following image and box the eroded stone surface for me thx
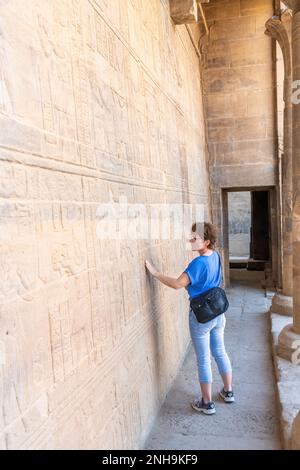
[0,0,293,451]
[0,0,208,449]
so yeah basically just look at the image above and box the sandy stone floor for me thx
[144,274,282,450]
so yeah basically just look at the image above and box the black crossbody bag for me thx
[189,251,229,323]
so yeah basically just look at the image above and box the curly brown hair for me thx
[191,222,218,250]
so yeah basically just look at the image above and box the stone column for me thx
[292,410,300,449]
[278,1,300,360]
[265,14,293,316]
[293,6,300,335]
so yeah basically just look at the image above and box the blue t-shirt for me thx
[184,251,222,299]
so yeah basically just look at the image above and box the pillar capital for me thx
[265,15,292,77]
[169,0,198,24]
[169,0,210,24]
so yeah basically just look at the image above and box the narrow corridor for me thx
[145,274,282,450]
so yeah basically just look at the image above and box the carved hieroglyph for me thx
[0,0,209,449]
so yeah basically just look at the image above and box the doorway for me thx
[222,188,277,286]
[228,191,251,264]
[249,191,270,268]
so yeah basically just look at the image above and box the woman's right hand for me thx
[145,259,159,277]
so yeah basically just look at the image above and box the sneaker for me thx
[219,387,235,403]
[191,398,216,415]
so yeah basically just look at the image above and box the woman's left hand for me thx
[145,259,159,277]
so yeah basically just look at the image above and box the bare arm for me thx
[155,271,190,290]
[145,259,190,290]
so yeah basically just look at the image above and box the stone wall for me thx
[201,0,278,283]
[0,0,209,449]
[228,191,251,258]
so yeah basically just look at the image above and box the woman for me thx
[145,222,234,415]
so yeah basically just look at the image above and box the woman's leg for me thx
[189,310,213,403]
[221,372,233,392]
[200,383,212,404]
[210,314,233,391]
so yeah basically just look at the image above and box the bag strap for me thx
[216,250,225,288]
